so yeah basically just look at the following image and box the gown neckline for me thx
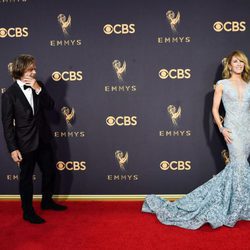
[227,78,248,102]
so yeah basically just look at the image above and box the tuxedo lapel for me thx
[33,89,39,115]
[13,82,34,114]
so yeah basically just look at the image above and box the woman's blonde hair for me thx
[222,50,250,82]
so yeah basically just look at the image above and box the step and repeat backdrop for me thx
[0,0,249,199]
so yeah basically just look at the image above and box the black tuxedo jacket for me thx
[1,81,54,153]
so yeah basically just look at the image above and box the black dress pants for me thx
[19,141,55,213]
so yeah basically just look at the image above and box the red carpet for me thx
[0,201,249,250]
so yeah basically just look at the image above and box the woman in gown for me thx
[142,50,250,229]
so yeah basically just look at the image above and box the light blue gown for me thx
[142,79,250,229]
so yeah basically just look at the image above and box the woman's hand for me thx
[221,128,232,144]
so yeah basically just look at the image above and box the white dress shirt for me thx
[17,79,41,114]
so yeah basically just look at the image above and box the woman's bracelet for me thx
[219,126,225,133]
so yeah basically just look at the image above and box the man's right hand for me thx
[11,150,23,166]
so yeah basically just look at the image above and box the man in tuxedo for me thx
[1,54,67,224]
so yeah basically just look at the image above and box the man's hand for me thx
[11,150,23,167]
[23,76,41,91]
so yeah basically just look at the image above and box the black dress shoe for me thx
[23,212,46,224]
[41,200,67,211]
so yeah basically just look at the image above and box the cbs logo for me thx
[159,69,191,79]
[0,27,28,38]
[56,161,86,171]
[213,21,246,32]
[160,161,191,171]
[52,71,83,82]
[103,24,135,34]
[106,116,137,126]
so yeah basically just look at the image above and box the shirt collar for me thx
[17,79,31,91]
[17,79,25,88]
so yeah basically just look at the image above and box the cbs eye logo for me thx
[56,161,87,171]
[106,116,137,126]
[160,161,191,171]
[213,21,246,32]
[52,71,83,82]
[159,69,191,79]
[0,27,28,38]
[103,24,136,35]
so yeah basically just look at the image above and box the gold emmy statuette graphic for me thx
[57,14,71,35]
[221,149,230,165]
[167,105,181,126]
[112,60,126,81]
[221,57,227,66]
[61,106,75,127]
[115,150,128,171]
[166,10,180,33]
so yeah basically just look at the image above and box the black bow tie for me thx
[23,85,32,90]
